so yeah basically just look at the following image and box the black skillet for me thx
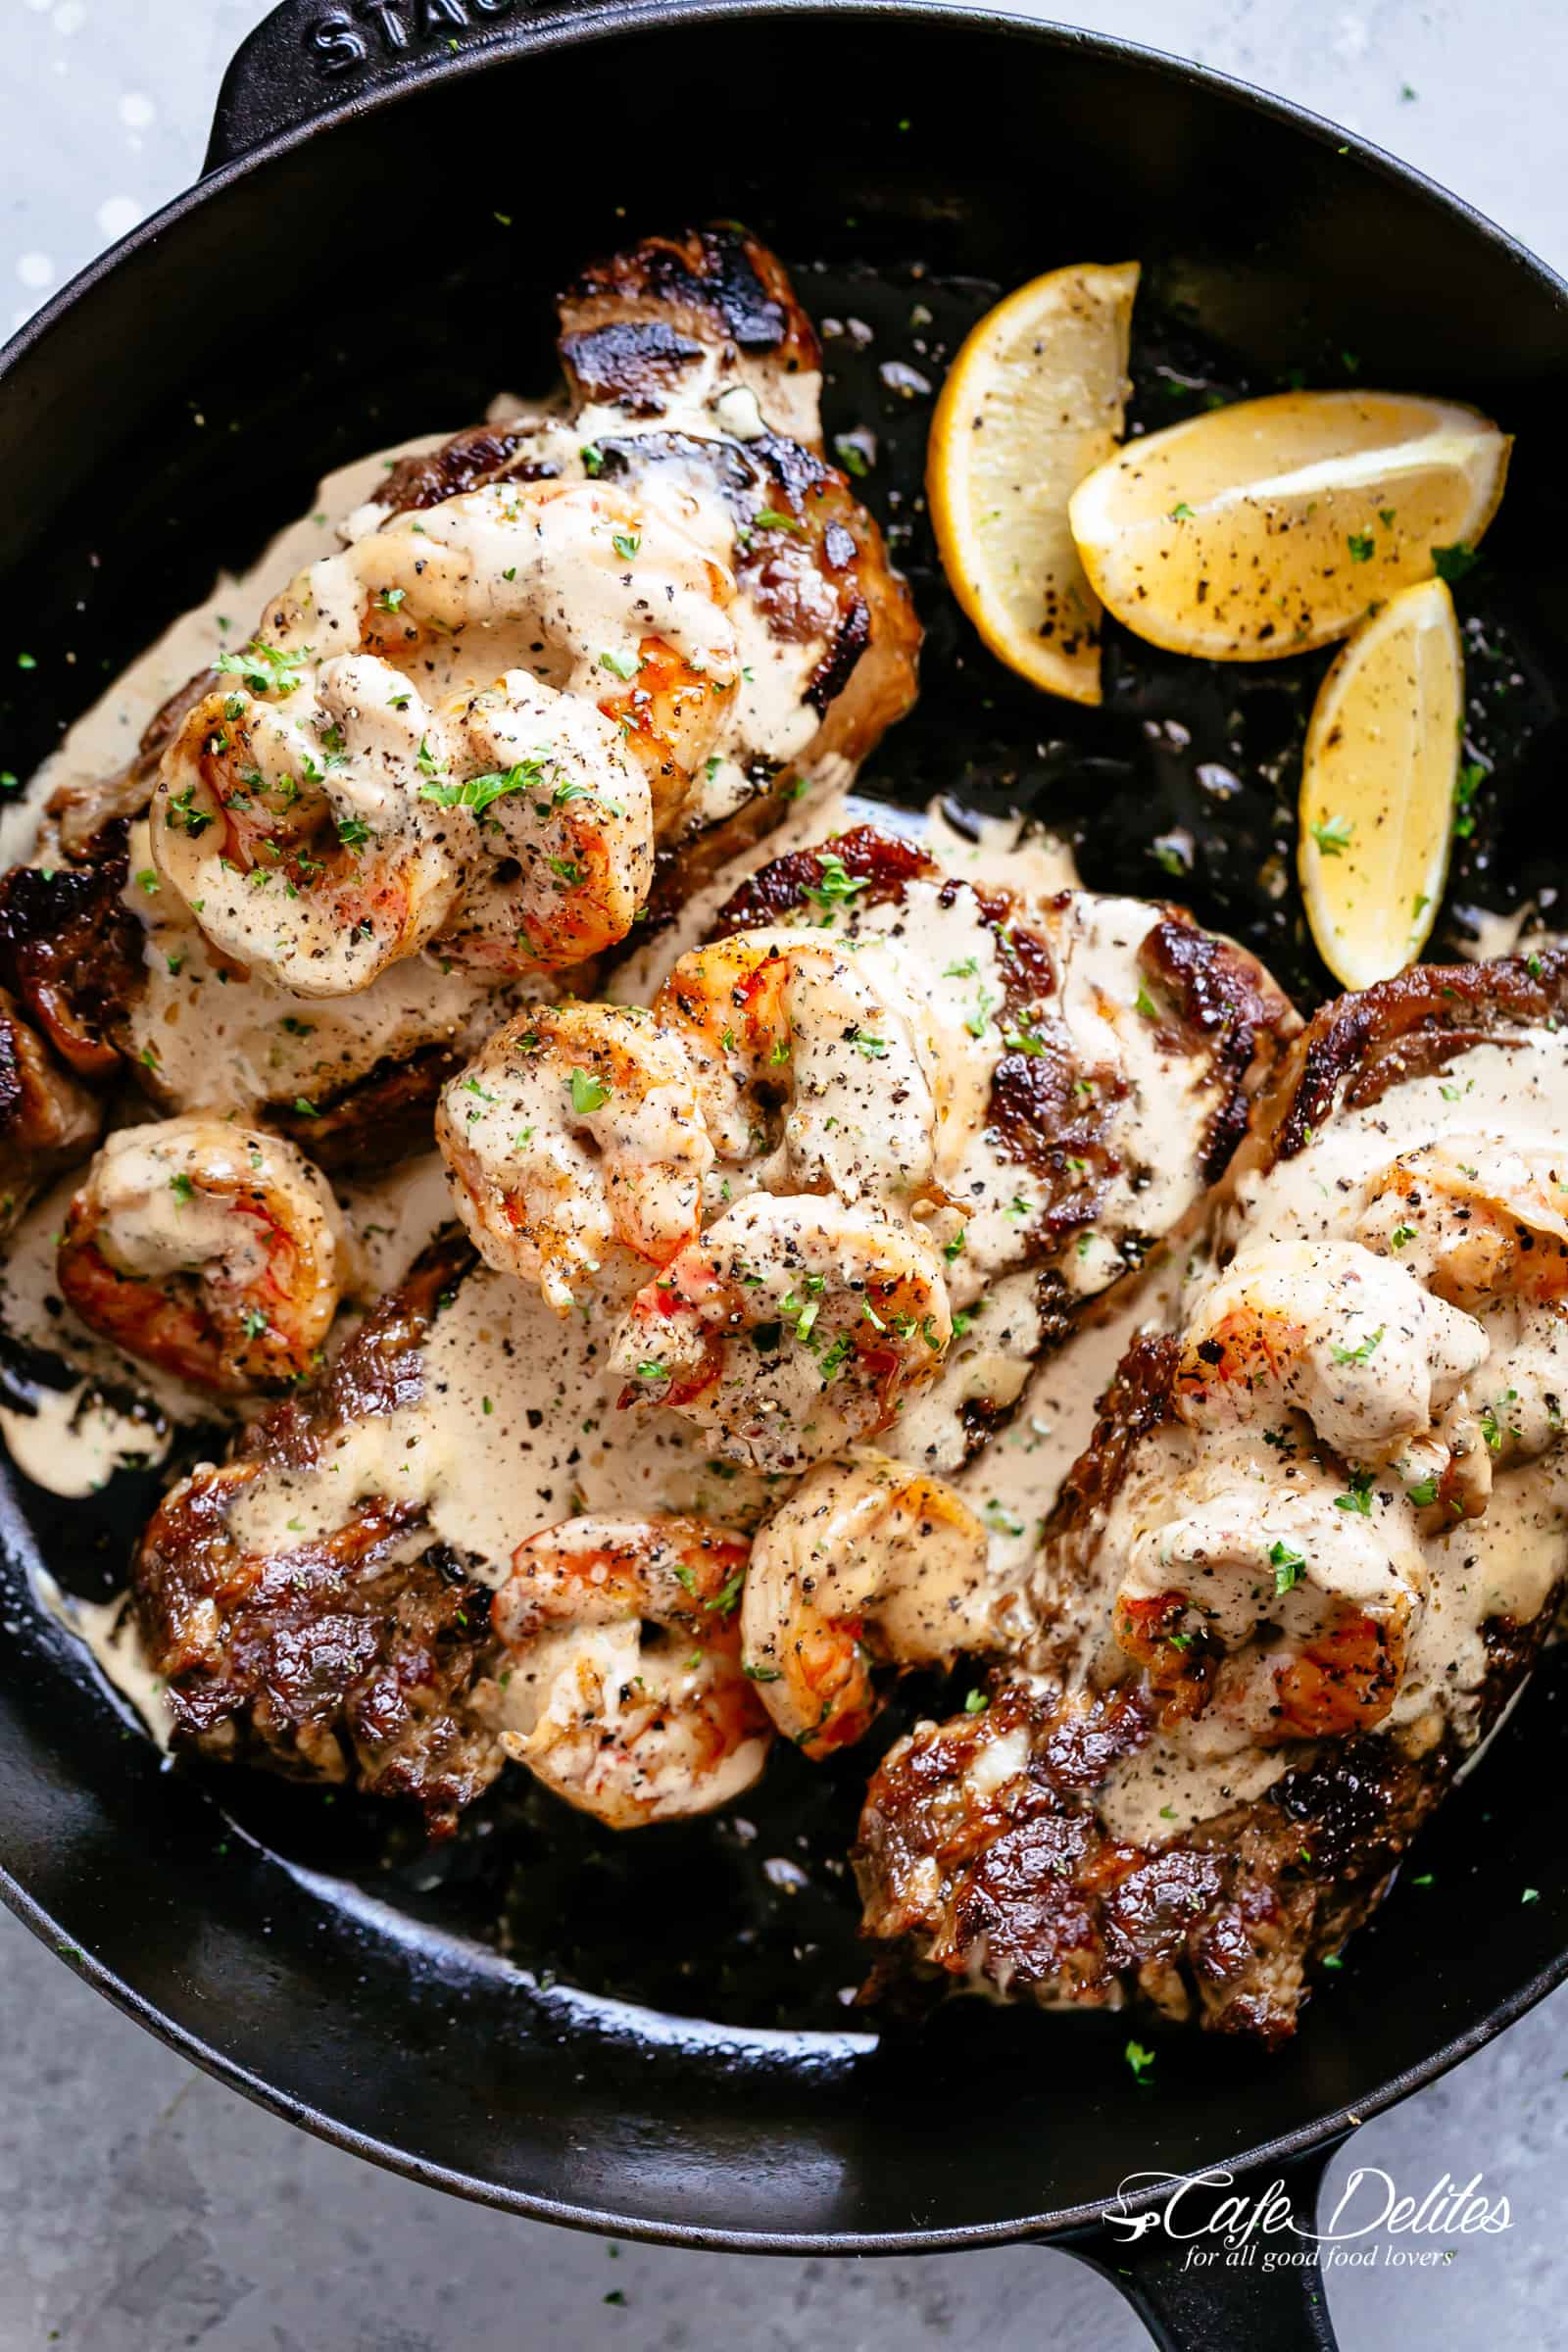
[2,7,1567,2346]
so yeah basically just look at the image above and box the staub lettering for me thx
[308,0,517,77]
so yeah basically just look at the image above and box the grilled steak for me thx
[857,953,1568,2040]
[132,1236,503,1831]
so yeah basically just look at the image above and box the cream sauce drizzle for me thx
[1077,1029,1568,1843]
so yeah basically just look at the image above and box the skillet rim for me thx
[2,0,1568,2255]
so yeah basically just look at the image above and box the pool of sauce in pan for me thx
[33,255,1568,2034]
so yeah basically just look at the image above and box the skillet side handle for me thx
[1053,2137,1345,2352]
[203,0,574,172]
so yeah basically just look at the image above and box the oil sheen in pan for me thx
[20,254,1568,2036]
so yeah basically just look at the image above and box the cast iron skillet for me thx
[2,8,1567,2346]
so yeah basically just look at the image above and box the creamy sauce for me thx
[1059,1027,1568,1842]
[226,1258,781,1584]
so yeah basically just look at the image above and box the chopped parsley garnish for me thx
[240,1306,270,1341]
[1348,532,1375,564]
[802,853,867,912]
[1405,1475,1440,1507]
[292,1096,318,1118]
[335,814,372,850]
[169,1171,195,1204]
[373,587,407,612]
[216,640,309,697]
[1390,1223,1416,1250]
[962,1689,989,1715]
[1124,2039,1156,2083]
[743,1660,783,1683]
[983,1499,1025,1538]
[1134,984,1157,1019]
[1453,760,1485,839]
[1335,1466,1375,1517]
[611,531,641,561]
[754,508,805,534]
[1269,1539,1306,1594]
[1432,541,1478,583]
[1309,813,1354,856]
[1168,502,1195,521]
[417,759,543,816]
[943,1229,966,1261]
[1330,1324,1385,1366]
[850,1030,888,1059]
[568,1068,611,1115]
[599,647,641,682]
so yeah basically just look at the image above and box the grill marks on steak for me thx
[0,823,142,1081]
[132,1235,502,1831]
[856,1643,1481,2044]
[712,828,1293,1263]
[558,223,820,417]
[0,988,101,1231]
[858,958,1568,2041]
[1266,947,1568,1161]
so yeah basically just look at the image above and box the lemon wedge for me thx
[1298,578,1463,991]
[1068,389,1509,662]
[928,261,1140,705]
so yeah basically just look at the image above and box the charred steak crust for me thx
[1265,948,1568,1164]
[0,987,101,1226]
[858,959,1568,2044]
[133,1235,501,1831]
[713,831,1292,1254]
[6,227,914,1159]
[0,822,142,1081]
[558,223,821,412]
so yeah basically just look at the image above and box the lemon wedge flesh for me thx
[1069,389,1508,662]
[928,261,1140,705]
[1298,577,1463,991]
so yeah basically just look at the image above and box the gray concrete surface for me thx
[4,2,1567,2345]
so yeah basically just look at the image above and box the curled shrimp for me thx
[741,1451,994,1757]
[1113,1484,1421,1744]
[153,656,461,995]
[1360,1137,1568,1307]
[612,1192,952,1473]
[429,677,651,973]
[652,928,938,1208]
[489,1514,771,1828]
[322,479,741,834]
[1175,1239,1488,1461]
[435,1003,712,1311]
[152,480,738,993]
[57,1117,350,1393]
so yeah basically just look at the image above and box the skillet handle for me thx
[1054,2138,1344,2351]
[203,0,577,172]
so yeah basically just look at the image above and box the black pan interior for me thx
[2,5,1567,2248]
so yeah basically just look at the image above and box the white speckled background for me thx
[3,4,1567,2345]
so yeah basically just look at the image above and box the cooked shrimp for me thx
[320,479,741,834]
[1360,1137,1568,1307]
[57,1118,350,1393]
[489,1514,771,1828]
[152,481,739,994]
[652,928,939,1207]
[435,1003,712,1312]
[153,658,461,995]
[1175,1239,1488,1461]
[1113,1480,1422,1743]
[428,678,651,972]
[741,1451,995,1757]
[612,1193,952,1473]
